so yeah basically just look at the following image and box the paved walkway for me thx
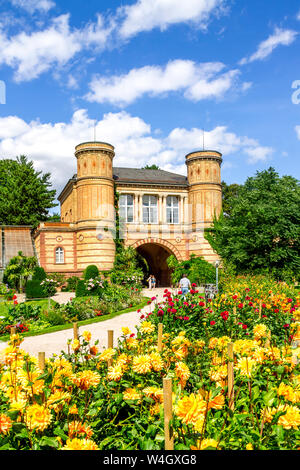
[0,288,168,359]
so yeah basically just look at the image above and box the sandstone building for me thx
[33,141,222,286]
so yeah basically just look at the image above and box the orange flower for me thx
[62,438,99,450]
[0,414,12,434]
[68,421,93,439]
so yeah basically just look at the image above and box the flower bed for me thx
[0,287,144,339]
[0,276,299,450]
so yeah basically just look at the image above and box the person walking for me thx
[147,275,153,289]
[179,274,191,297]
[151,275,156,289]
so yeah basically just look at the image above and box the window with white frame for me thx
[142,195,158,224]
[166,196,179,224]
[119,194,134,223]
[55,247,64,264]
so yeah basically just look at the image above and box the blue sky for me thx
[0,0,299,207]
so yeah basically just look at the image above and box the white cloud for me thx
[9,0,55,13]
[86,60,244,106]
[0,14,112,82]
[295,125,300,140]
[244,146,274,163]
[118,0,226,38]
[0,110,274,199]
[240,27,298,65]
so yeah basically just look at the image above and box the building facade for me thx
[33,141,222,286]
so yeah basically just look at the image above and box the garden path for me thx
[0,287,169,359]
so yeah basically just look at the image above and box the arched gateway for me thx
[130,238,183,287]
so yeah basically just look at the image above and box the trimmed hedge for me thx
[32,266,47,281]
[25,280,48,299]
[83,265,99,280]
[75,279,87,297]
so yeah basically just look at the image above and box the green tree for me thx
[206,168,300,281]
[142,164,160,170]
[3,251,38,291]
[0,155,57,227]
[221,180,240,216]
[167,254,215,286]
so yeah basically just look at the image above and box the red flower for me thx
[242,324,247,329]
[238,303,243,309]
[13,300,18,305]
[140,314,145,319]
[198,301,205,307]
[178,290,182,295]
[157,310,164,317]
[284,324,290,329]
[130,333,135,338]
[12,294,17,300]
[210,320,216,326]
[232,295,238,300]
[183,316,189,321]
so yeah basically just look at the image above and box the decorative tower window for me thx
[119,194,134,223]
[166,196,179,224]
[55,247,64,264]
[142,195,158,224]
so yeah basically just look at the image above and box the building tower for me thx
[74,141,116,272]
[185,150,222,262]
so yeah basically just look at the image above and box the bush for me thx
[25,280,48,299]
[75,279,87,297]
[65,276,79,291]
[32,266,47,281]
[41,309,67,326]
[47,272,66,287]
[83,265,99,280]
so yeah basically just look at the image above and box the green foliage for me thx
[46,272,66,287]
[206,168,300,282]
[65,276,79,291]
[110,246,144,287]
[41,308,67,326]
[32,266,47,281]
[25,280,48,299]
[167,254,216,285]
[0,155,57,227]
[3,251,38,291]
[142,164,160,169]
[75,279,87,297]
[221,180,240,216]
[83,265,99,280]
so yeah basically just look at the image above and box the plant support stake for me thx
[163,377,174,450]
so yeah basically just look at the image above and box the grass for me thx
[0,298,57,316]
[0,297,150,342]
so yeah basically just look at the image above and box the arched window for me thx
[166,196,179,224]
[55,247,64,264]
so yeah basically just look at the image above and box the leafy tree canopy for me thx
[3,251,38,291]
[206,168,300,281]
[221,180,240,216]
[167,254,216,286]
[142,164,160,170]
[0,155,57,227]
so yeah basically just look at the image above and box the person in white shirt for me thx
[179,274,191,297]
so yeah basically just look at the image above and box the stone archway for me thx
[130,238,183,287]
